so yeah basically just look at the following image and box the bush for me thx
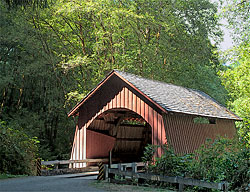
[193,137,250,190]
[0,121,39,175]
[142,144,193,177]
[142,137,250,191]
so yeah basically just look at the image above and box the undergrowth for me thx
[142,137,250,191]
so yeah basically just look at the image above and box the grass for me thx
[93,180,176,191]
[0,173,27,180]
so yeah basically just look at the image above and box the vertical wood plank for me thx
[179,116,184,153]
[154,110,158,150]
[162,113,169,147]
[83,126,87,167]
[140,100,145,120]
[136,97,141,116]
[148,106,154,145]
[117,91,121,108]
[121,88,125,108]
[133,93,137,112]
[125,87,129,109]
[108,99,112,109]
[79,128,83,167]
[75,129,78,168]
[157,113,162,156]
[78,127,81,168]
[113,94,117,108]
[71,124,78,164]
[129,90,133,110]
[144,102,149,123]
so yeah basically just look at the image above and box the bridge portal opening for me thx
[86,108,152,163]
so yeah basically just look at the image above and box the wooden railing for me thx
[105,162,228,192]
[38,158,118,176]
[41,158,112,169]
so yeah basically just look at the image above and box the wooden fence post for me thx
[109,150,112,168]
[54,162,59,170]
[223,182,228,192]
[178,183,184,192]
[118,163,122,179]
[122,165,126,179]
[132,162,137,179]
[104,164,109,180]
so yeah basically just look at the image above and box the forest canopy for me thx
[0,0,249,163]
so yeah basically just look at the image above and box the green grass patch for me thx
[92,180,175,191]
[0,173,28,179]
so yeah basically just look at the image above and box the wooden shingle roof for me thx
[69,70,241,120]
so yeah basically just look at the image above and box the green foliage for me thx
[220,42,250,146]
[142,144,158,166]
[0,0,229,163]
[143,138,250,191]
[193,117,210,124]
[221,0,249,46]
[31,0,226,104]
[193,138,250,190]
[0,173,27,179]
[219,0,250,149]
[153,146,193,177]
[0,1,75,160]
[0,121,38,175]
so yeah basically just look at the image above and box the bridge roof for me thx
[68,70,241,121]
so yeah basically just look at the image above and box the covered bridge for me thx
[68,70,240,167]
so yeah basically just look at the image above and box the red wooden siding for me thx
[163,113,236,154]
[70,86,167,166]
[86,129,116,159]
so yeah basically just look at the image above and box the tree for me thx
[220,43,250,145]
[220,0,250,145]
[0,1,75,159]
[32,0,226,103]
[221,0,249,45]
[0,0,227,161]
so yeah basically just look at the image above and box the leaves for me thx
[143,138,250,190]
[35,0,226,102]
[0,1,75,159]
[0,0,229,161]
[0,121,38,175]
[220,41,250,146]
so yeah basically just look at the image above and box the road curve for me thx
[0,174,105,192]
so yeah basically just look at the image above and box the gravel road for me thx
[0,173,105,192]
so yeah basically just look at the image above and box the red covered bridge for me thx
[68,70,240,167]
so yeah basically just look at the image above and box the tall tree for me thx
[221,44,250,145]
[220,0,250,145]
[0,1,75,159]
[33,0,226,104]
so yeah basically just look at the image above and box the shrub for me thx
[142,144,193,177]
[0,121,39,175]
[142,137,250,191]
[193,137,250,190]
